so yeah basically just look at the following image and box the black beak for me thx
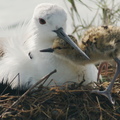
[53,27,90,59]
[40,48,54,52]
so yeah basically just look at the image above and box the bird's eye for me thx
[56,47,62,50]
[39,18,46,25]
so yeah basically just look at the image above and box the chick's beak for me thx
[40,48,54,52]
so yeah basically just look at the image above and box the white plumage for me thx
[0,3,98,89]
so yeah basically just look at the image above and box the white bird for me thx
[0,3,98,90]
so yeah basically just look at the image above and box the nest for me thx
[0,63,120,120]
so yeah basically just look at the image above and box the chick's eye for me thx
[39,18,46,25]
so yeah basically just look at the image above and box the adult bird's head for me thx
[33,3,89,59]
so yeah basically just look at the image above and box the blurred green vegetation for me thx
[66,0,120,38]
